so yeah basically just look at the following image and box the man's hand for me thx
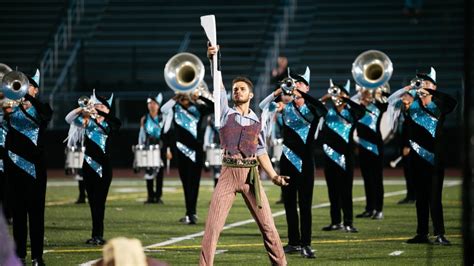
[273,88,283,97]
[272,175,290,187]
[166,150,173,160]
[207,43,219,60]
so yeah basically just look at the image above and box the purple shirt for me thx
[219,89,267,156]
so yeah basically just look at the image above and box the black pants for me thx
[6,162,47,260]
[410,153,445,236]
[280,155,314,246]
[83,162,112,238]
[177,152,202,216]
[402,155,416,200]
[0,170,12,220]
[359,148,384,212]
[145,167,164,200]
[324,155,354,226]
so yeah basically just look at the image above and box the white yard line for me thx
[80,180,461,265]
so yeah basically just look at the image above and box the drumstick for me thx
[390,156,403,168]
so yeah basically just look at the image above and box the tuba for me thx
[0,63,12,81]
[352,50,393,89]
[164,52,205,94]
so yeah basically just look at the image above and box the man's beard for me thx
[233,96,249,104]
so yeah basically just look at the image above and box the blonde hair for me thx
[102,237,147,266]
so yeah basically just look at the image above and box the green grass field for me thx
[13,177,463,265]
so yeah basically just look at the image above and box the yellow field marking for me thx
[44,235,462,254]
[45,193,147,206]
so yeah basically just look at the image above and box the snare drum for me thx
[271,138,283,163]
[132,144,162,169]
[65,146,85,170]
[205,144,222,167]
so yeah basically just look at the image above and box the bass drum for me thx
[353,112,395,144]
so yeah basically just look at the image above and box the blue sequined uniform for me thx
[5,94,52,261]
[320,98,365,227]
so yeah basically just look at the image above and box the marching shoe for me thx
[372,211,384,220]
[179,215,191,224]
[189,214,198,225]
[283,244,301,254]
[356,210,375,218]
[85,238,96,244]
[300,246,316,258]
[343,225,359,233]
[32,258,45,266]
[406,234,430,244]
[322,224,343,231]
[433,235,451,245]
[94,236,106,245]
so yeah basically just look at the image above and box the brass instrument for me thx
[78,95,98,119]
[327,79,343,106]
[280,77,295,95]
[352,50,393,89]
[1,70,29,100]
[164,52,205,94]
[0,63,12,81]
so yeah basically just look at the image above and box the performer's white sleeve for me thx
[387,88,406,105]
[162,109,173,134]
[161,99,176,114]
[138,127,146,145]
[65,109,82,127]
[259,92,276,110]
[386,88,407,133]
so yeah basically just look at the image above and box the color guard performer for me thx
[4,70,52,266]
[388,68,457,245]
[65,90,121,245]
[200,45,288,266]
[319,80,365,233]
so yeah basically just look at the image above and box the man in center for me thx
[200,45,289,266]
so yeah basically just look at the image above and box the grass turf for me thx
[11,177,463,265]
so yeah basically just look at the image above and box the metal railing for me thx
[40,0,84,89]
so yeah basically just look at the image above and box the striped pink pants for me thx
[199,166,287,266]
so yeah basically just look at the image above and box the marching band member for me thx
[161,89,214,224]
[354,86,388,220]
[138,93,168,204]
[388,68,457,245]
[319,80,365,233]
[4,70,52,266]
[200,44,288,266]
[260,67,327,258]
[65,90,121,245]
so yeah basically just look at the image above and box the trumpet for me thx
[327,85,344,106]
[280,77,296,95]
[78,96,98,119]
[1,70,29,100]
